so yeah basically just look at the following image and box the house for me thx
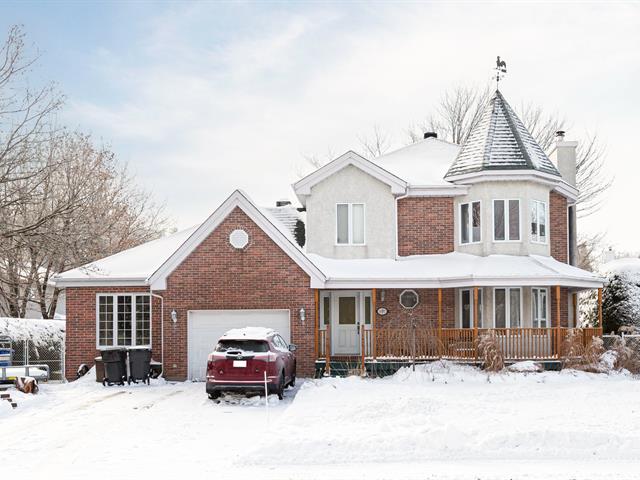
[54,90,605,381]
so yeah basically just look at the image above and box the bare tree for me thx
[0,26,168,318]
[357,125,393,159]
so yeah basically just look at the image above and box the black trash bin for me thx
[128,348,152,384]
[100,348,127,386]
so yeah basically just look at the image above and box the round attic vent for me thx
[229,229,249,249]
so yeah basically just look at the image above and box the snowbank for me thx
[0,317,65,346]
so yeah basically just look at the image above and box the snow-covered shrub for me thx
[477,331,504,372]
[610,336,640,374]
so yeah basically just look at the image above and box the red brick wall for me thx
[160,207,316,380]
[551,286,570,328]
[550,192,568,263]
[374,288,455,329]
[65,286,157,380]
[397,197,454,256]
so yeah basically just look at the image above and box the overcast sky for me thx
[2,1,639,252]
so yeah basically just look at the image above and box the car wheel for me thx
[277,372,285,400]
[289,371,296,388]
[208,391,220,400]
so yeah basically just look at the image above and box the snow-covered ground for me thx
[1,362,640,479]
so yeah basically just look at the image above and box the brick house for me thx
[55,90,604,381]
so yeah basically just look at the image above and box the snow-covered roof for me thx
[53,190,324,288]
[221,327,276,340]
[308,252,603,289]
[374,137,460,186]
[53,226,199,285]
[445,90,561,179]
[264,205,305,246]
[601,258,640,277]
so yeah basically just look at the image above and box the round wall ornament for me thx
[376,307,388,316]
[229,229,249,249]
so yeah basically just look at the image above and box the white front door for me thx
[332,293,359,355]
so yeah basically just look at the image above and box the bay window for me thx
[460,201,481,244]
[493,199,520,241]
[530,200,547,243]
[493,287,521,328]
[97,294,151,347]
[532,287,549,328]
[336,203,365,245]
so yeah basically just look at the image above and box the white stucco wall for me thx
[305,165,396,259]
[453,180,552,257]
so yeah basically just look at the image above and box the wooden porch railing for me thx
[317,327,603,362]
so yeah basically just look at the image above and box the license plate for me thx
[233,360,247,368]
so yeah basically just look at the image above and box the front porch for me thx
[314,286,604,376]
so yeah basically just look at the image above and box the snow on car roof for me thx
[220,327,277,341]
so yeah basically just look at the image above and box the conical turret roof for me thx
[444,90,560,179]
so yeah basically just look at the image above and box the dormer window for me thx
[460,201,481,244]
[493,199,520,242]
[530,200,547,244]
[336,203,365,245]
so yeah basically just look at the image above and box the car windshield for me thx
[215,340,269,353]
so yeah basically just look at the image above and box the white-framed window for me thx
[493,199,520,242]
[532,287,549,328]
[336,203,365,245]
[460,288,483,328]
[460,201,481,244]
[97,294,151,347]
[530,200,547,243]
[493,287,522,328]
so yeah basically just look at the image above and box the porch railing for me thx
[317,327,603,362]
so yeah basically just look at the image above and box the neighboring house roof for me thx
[308,252,604,289]
[445,90,561,179]
[53,190,325,289]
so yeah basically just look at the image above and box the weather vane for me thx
[494,56,507,90]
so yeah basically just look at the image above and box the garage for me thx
[187,309,291,381]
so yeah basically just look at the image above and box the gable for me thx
[293,151,407,205]
[149,190,325,290]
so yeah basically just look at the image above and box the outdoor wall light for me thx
[299,307,306,323]
[170,309,178,323]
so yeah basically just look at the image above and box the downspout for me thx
[394,192,409,259]
[150,292,164,377]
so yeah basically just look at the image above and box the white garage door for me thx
[187,309,290,381]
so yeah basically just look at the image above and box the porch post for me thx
[597,287,603,334]
[372,288,377,360]
[360,324,366,377]
[556,285,561,359]
[437,288,443,358]
[572,292,578,328]
[473,287,479,361]
[314,289,319,359]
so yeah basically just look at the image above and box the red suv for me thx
[206,327,296,400]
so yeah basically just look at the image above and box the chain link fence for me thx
[603,334,640,353]
[9,338,65,381]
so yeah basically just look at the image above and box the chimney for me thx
[276,199,291,207]
[549,130,577,186]
[423,132,438,139]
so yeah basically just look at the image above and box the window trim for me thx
[492,287,523,328]
[459,200,482,245]
[492,199,521,243]
[95,293,152,348]
[335,202,366,246]
[459,288,483,328]
[531,287,549,328]
[530,199,548,245]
